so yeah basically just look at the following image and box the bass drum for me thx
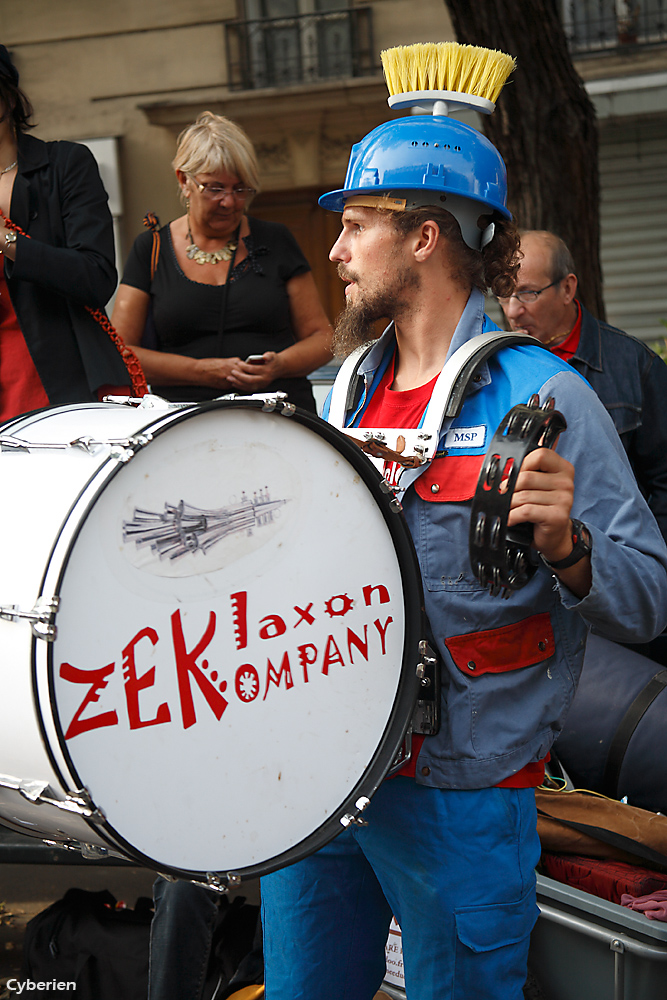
[0,397,423,884]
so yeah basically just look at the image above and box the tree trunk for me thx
[444,0,605,319]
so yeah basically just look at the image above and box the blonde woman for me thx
[113,111,332,409]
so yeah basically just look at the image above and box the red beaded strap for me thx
[1,212,148,397]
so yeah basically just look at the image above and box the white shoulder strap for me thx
[329,332,539,465]
[327,342,375,428]
[419,332,536,444]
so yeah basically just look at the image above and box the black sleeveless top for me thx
[121,216,316,410]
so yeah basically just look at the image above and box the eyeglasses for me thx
[193,180,256,201]
[497,279,562,305]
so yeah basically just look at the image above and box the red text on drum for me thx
[58,583,395,739]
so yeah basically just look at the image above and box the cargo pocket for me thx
[453,890,539,1000]
[445,613,555,677]
[445,614,556,755]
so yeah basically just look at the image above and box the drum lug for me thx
[107,433,154,463]
[0,595,60,641]
[340,795,371,828]
[257,393,295,416]
[412,640,441,737]
[378,479,403,512]
[416,639,437,679]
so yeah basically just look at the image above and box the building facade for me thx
[2,0,666,340]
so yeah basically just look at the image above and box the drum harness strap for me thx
[327,330,543,491]
[327,330,545,772]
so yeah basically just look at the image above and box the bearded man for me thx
[259,94,667,1000]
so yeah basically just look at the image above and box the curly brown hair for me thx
[389,206,520,299]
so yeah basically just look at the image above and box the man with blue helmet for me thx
[260,44,667,1000]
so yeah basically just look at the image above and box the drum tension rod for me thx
[340,795,372,829]
[44,840,128,863]
[205,872,243,893]
[0,773,104,821]
[378,478,404,513]
[170,872,244,894]
[0,433,153,461]
[0,596,60,640]
[219,392,296,416]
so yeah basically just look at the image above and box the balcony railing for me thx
[563,0,667,53]
[225,6,376,90]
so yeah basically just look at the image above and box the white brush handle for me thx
[387,90,495,116]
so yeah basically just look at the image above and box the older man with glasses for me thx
[499,229,667,547]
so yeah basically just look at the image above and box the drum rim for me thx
[35,398,424,881]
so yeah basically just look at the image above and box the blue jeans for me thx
[261,779,540,1000]
[148,877,219,1000]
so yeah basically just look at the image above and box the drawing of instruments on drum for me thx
[122,489,289,560]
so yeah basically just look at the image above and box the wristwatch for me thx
[3,230,17,250]
[542,519,592,570]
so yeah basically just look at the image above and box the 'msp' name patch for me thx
[444,425,487,449]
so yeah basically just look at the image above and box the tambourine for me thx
[469,394,567,598]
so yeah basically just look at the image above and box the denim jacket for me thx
[325,289,667,788]
[568,303,667,543]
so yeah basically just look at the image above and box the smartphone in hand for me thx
[245,354,266,364]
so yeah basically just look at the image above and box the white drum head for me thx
[47,401,422,880]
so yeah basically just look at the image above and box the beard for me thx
[332,263,420,358]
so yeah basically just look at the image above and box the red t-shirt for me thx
[359,349,545,788]
[551,301,582,362]
[0,267,130,415]
[0,266,49,421]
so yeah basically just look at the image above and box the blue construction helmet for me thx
[318,114,510,251]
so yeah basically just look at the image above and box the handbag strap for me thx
[217,225,240,348]
[601,668,667,799]
[142,212,161,280]
[536,804,667,869]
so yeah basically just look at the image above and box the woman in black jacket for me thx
[0,43,138,420]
